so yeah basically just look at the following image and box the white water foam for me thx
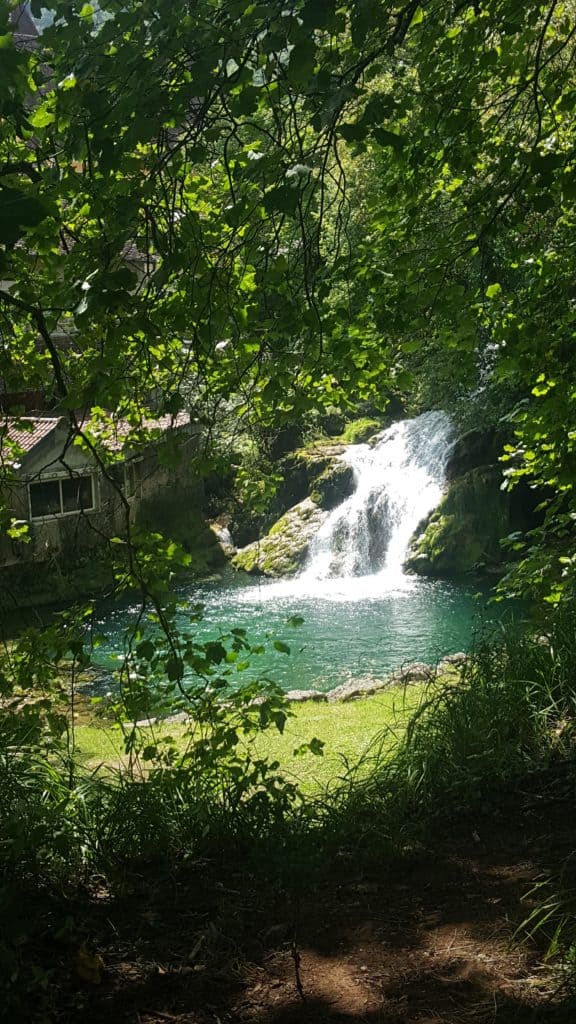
[237,410,454,604]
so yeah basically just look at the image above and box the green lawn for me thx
[74,683,428,792]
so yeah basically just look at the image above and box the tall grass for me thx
[1,608,575,881]
[2,607,576,1014]
[319,609,576,862]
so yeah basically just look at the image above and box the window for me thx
[29,475,95,519]
[124,461,138,498]
[62,475,93,513]
[29,480,61,518]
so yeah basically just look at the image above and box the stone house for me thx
[0,412,219,608]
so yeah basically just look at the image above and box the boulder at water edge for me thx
[327,663,435,702]
[327,677,389,702]
[274,443,353,512]
[445,427,506,481]
[285,689,329,703]
[309,460,355,511]
[232,498,327,576]
[405,466,512,576]
[387,662,437,685]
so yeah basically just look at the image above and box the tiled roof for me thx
[92,412,191,453]
[1,417,60,454]
[1,412,191,458]
[121,241,154,265]
[149,412,190,431]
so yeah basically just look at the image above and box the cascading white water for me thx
[301,410,453,590]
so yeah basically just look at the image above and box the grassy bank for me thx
[4,615,575,877]
[2,611,576,1021]
[74,682,428,790]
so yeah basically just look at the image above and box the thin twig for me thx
[291,939,306,1001]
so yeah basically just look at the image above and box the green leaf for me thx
[263,185,299,216]
[409,6,425,28]
[401,339,422,353]
[204,642,227,664]
[0,188,50,244]
[373,126,405,151]
[272,710,287,733]
[273,640,291,654]
[6,519,29,542]
[137,640,156,661]
[301,0,341,31]
[287,38,316,84]
[29,106,56,128]
[351,0,380,46]
[485,283,502,298]
[338,122,369,143]
[166,656,184,681]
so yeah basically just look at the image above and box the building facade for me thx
[0,412,220,608]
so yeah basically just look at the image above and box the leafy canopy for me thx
[1,0,576,601]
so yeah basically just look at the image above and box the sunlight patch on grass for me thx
[249,685,426,791]
[74,683,427,790]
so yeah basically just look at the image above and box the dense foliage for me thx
[1,0,575,603]
[2,4,576,1015]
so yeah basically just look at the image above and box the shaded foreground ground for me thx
[22,768,576,1024]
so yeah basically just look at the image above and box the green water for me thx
[91,571,508,694]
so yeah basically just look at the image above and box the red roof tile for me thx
[1,412,191,459]
[1,416,60,454]
[86,412,191,453]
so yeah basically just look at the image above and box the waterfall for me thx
[302,411,453,589]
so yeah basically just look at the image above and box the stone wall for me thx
[0,423,223,609]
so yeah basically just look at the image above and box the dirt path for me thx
[33,775,576,1024]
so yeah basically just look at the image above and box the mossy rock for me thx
[309,461,355,510]
[273,443,348,515]
[338,417,383,445]
[446,427,507,481]
[292,442,347,471]
[406,466,511,576]
[232,498,327,577]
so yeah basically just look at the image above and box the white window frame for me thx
[28,473,97,521]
